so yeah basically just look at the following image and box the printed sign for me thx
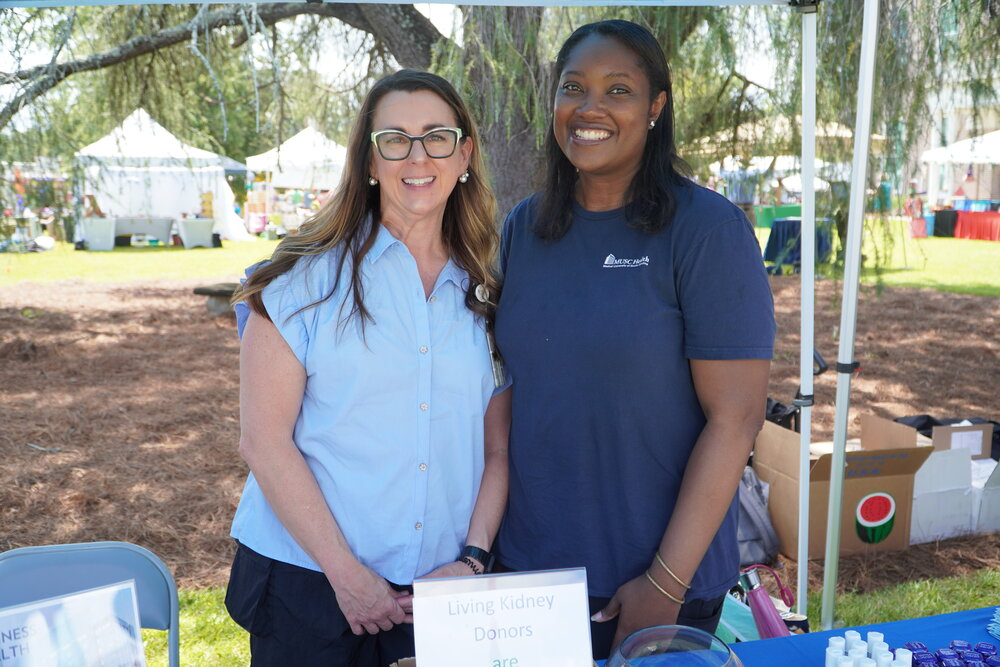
[0,580,145,667]
[413,568,592,667]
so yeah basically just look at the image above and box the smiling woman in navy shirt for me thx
[225,70,510,666]
[493,21,775,660]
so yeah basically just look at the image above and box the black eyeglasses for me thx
[370,127,463,161]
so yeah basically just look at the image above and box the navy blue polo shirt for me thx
[493,184,775,599]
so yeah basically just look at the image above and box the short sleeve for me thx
[260,269,310,367]
[234,261,268,340]
[676,216,775,359]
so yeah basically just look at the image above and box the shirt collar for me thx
[365,217,469,289]
[366,218,400,264]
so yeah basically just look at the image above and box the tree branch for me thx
[0,2,445,131]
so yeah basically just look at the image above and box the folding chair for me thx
[0,541,180,667]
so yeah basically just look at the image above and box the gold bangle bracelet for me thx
[655,551,691,590]
[644,570,684,605]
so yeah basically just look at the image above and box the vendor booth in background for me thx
[244,127,346,235]
[74,109,252,249]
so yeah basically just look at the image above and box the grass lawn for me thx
[0,239,280,287]
[755,216,1000,296]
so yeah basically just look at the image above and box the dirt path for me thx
[1,276,997,591]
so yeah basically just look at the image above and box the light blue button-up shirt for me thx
[231,222,496,584]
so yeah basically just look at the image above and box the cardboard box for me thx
[930,423,994,460]
[753,417,932,559]
[972,458,1000,533]
[910,447,973,544]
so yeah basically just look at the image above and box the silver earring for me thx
[649,120,656,129]
[459,172,469,184]
[369,177,378,186]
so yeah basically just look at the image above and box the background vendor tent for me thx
[75,109,251,240]
[921,129,1000,204]
[245,127,347,190]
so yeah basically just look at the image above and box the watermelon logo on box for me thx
[855,492,896,544]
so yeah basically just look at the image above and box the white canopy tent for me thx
[4,0,890,631]
[245,127,348,190]
[920,129,1000,165]
[921,130,1000,206]
[75,108,252,240]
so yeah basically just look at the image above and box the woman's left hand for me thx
[593,574,681,651]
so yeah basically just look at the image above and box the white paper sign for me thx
[413,568,592,667]
[950,430,984,457]
[0,581,145,667]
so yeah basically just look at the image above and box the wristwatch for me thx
[458,545,495,574]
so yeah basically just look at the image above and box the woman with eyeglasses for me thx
[225,69,510,666]
[493,21,775,659]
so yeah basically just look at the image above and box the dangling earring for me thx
[649,120,656,129]
[369,177,378,186]
[459,171,469,184]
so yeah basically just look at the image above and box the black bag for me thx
[737,466,781,567]
[765,397,799,432]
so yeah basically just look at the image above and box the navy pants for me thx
[225,542,414,667]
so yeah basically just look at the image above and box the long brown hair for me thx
[234,69,499,329]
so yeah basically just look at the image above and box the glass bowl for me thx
[606,625,744,667]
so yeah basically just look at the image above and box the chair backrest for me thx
[0,541,179,667]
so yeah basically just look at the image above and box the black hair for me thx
[535,20,692,241]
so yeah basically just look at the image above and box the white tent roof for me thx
[710,154,829,175]
[920,129,1000,165]
[245,127,347,189]
[77,109,223,167]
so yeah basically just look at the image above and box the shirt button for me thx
[429,296,437,302]
[419,345,428,354]
[419,403,429,411]
[415,522,423,530]
[419,463,427,471]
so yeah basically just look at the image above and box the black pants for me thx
[225,542,414,667]
[495,561,725,661]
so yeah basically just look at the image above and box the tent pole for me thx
[795,1,818,618]
[820,0,880,631]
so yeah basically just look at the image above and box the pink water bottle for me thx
[740,564,795,639]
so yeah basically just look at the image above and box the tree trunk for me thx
[462,6,548,219]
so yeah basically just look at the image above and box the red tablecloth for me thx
[954,210,1000,241]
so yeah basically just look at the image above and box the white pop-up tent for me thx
[245,127,347,190]
[4,0,891,631]
[75,108,252,240]
[921,130,1000,205]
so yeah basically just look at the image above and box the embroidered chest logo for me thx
[603,253,650,268]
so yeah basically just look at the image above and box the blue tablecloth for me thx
[731,607,997,666]
[763,217,832,272]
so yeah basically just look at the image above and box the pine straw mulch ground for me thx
[1,275,998,594]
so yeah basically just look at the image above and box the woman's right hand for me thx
[330,561,411,635]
